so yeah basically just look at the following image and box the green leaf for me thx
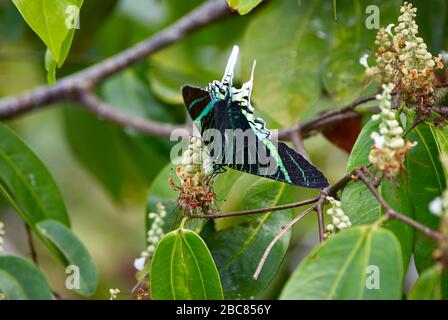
[150,228,223,300]
[36,219,98,297]
[408,263,445,300]
[430,124,448,183]
[226,0,263,15]
[280,226,403,299]
[406,124,445,272]
[243,0,331,126]
[12,0,83,65]
[202,179,293,299]
[0,123,70,227]
[0,256,52,300]
[44,48,56,86]
[321,0,400,102]
[340,119,414,268]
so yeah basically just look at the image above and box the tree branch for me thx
[74,90,189,138]
[0,0,232,119]
[354,167,443,241]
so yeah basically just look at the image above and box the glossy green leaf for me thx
[12,0,83,65]
[408,263,446,300]
[280,226,403,299]
[406,124,445,272]
[340,119,414,267]
[202,179,293,299]
[36,219,98,297]
[430,124,448,182]
[150,228,223,300]
[0,123,70,227]
[227,0,263,15]
[0,256,52,300]
[243,0,331,126]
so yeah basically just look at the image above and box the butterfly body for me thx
[182,46,329,189]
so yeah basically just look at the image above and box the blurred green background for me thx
[1,0,446,299]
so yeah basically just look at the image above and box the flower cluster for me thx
[365,27,395,84]
[324,197,351,239]
[0,221,4,255]
[109,288,120,300]
[134,202,166,271]
[368,84,416,178]
[365,2,443,108]
[169,137,215,215]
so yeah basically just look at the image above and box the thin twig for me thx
[191,197,319,219]
[253,206,314,280]
[354,168,442,241]
[278,94,377,140]
[315,196,326,242]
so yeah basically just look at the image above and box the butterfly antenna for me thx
[221,45,239,87]
[247,60,256,105]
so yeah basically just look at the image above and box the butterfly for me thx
[181,46,329,189]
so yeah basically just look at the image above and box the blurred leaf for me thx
[322,115,362,152]
[36,219,98,297]
[227,0,263,15]
[0,256,52,300]
[430,124,448,182]
[150,228,223,300]
[12,0,84,83]
[150,0,250,104]
[242,0,332,126]
[408,263,447,300]
[64,70,173,201]
[406,124,445,272]
[0,123,70,227]
[412,0,448,54]
[321,0,400,103]
[340,119,414,268]
[280,226,403,299]
[202,180,292,299]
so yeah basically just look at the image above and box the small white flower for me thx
[134,257,146,271]
[429,196,443,216]
[371,132,385,148]
[385,23,395,36]
[359,54,370,68]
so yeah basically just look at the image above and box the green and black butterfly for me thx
[181,46,329,189]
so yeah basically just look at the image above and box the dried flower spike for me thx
[170,137,215,215]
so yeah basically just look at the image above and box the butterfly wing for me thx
[181,85,214,134]
[220,103,328,188]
